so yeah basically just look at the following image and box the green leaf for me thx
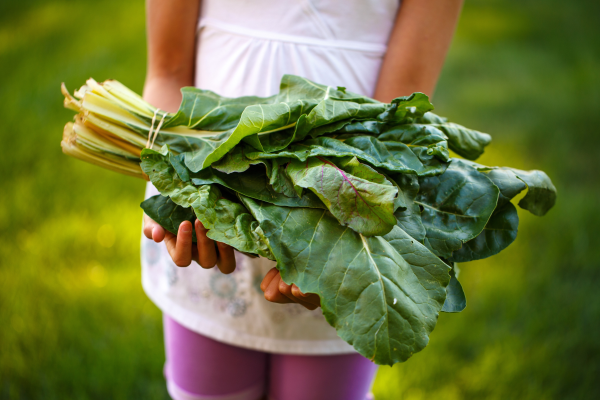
[268,157,297,198]
[140,195,197,241]
[466,162,557,216]
[386,92,435,122]
[286,156,398,236]
[246,127,449,176]
[191,185,272,258]
[510,169,557,216]
[165,75,393,172]
[140,147,204,208]
[416,160,500,258]
[211,145,267,174]
[449,202,519,262]
[417,112,491,160]
[441,266,467,313]
[183,99,317,171]
[141,147,326,209]
[303,100,390,138]
[389,173,427,243]
[241,197,450,365]
[163,88,275,131]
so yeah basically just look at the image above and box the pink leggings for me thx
[163,316,378,400]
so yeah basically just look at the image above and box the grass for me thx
[1,0,599,399]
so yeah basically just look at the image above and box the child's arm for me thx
[373,0,464,101]
[142,0,236,274]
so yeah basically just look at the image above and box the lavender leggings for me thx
[164,316,378,400]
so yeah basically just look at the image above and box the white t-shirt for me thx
[142,0,401,354]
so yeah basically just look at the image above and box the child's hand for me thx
[143,214,236,274]
[260,268,321,310]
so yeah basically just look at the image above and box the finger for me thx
[216,242,236,274]
[195,220,217,269]
[171,221,193,267]
[164,231,177,258]
[278,278,295,300]
[260,268,280,292]
[275,277,318,310]
[291,284,310,298]
[291,285,320,307]
[143,215,166,243]
[143,214,156,239]
[264,274,293,304]
[152,224,166,243]
[299,293,321,309]
[285,282,320,310]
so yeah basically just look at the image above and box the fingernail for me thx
[181,223,192,233]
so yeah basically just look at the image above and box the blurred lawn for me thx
[0,0,598,399]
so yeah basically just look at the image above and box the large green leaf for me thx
[162,75,350,131]
[241,197,450,365]
[183,99,318,171]
[286,156,398,236]
[162,75,396,172]
[415,160,500,258]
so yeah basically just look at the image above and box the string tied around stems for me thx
[145,108,167,149]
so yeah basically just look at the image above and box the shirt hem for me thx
[142,272,357,355]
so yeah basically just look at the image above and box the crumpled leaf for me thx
[268,158,297,197]
[246,127,449,176]
[210,145,267,174]
[241,196,450,366]
[286,156,398,236]
[191,185,272,258]
[416,112,492,160]
[416,160,500,258]
[141,146,325,209]
[140,146,204,208]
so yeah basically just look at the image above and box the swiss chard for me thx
[61,74,557,366]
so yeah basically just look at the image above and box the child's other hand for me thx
[260,268,321,310]
[143,214,236,274]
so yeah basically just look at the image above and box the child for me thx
[142,1,463,399]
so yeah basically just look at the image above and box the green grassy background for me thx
[1,0,598,398]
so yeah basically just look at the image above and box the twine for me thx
[145,108,166,149]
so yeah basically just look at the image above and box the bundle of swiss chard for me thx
[61,75,556,365]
